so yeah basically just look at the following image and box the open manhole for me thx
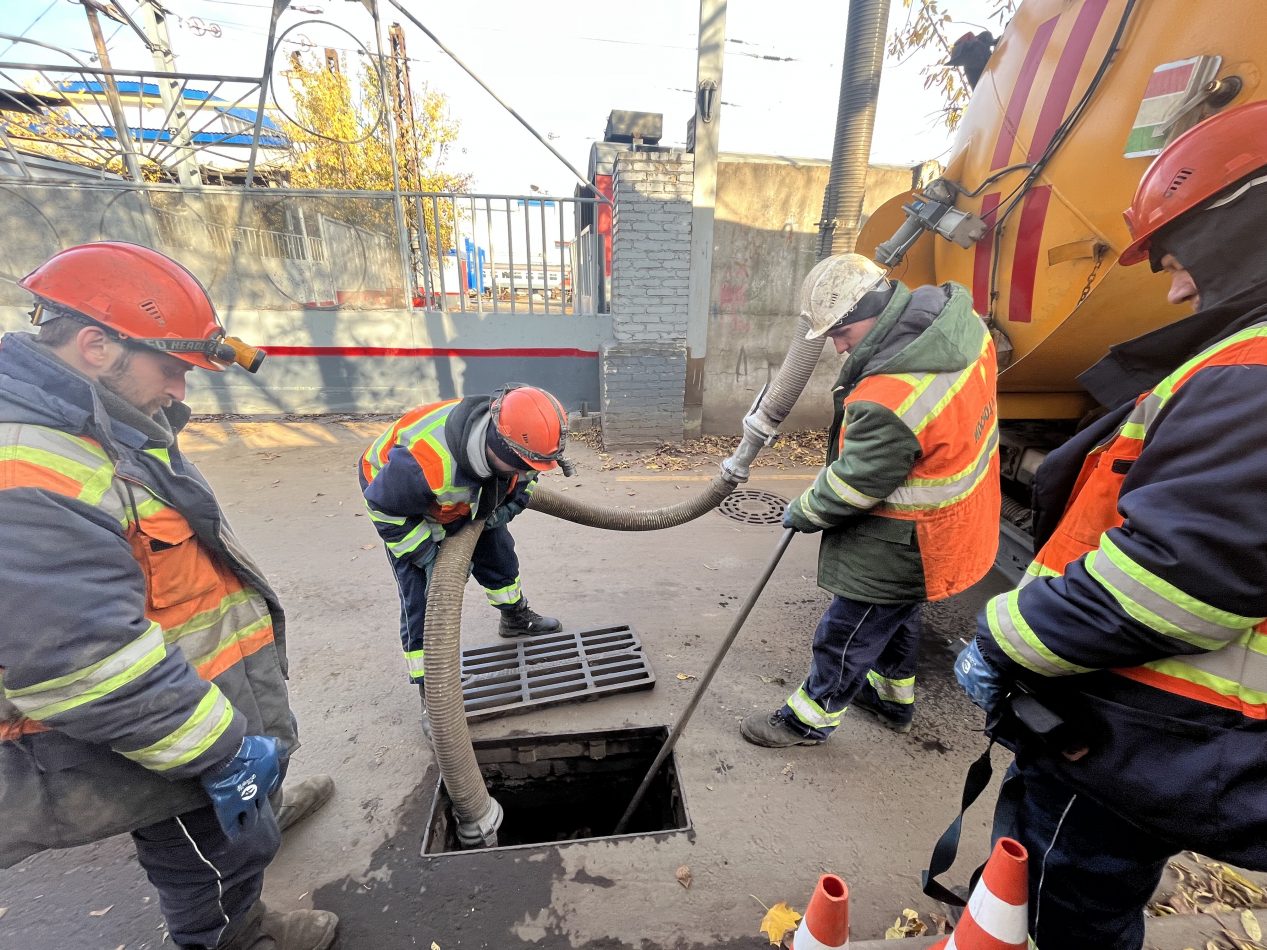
[422,725,690,855]
[717,489,789,525]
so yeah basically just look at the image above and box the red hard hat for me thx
[490,385,568,472]
[19,242,230,371]
[1120,100,1267,266]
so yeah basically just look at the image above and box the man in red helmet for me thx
[952,101,1267,949]
[359,384,568,734]
[0,243,336,949]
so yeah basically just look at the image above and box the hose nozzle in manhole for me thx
[717,489,789,525]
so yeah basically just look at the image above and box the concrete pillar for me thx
[600,150,694,447]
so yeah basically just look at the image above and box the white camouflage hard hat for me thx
[801,253,890,339]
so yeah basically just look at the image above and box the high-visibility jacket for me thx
[359,396,535,570]
[787,281,1001,603]
[0,332,295,868]
[979,319,1267,867]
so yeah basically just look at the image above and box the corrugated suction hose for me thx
[424,517,502,849]
[527,472,735,528]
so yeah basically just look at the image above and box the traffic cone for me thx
[791,873,849,949]
[932,837,1030,949]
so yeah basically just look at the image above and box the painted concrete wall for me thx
[701,155,931,436]
[0,180,611,415]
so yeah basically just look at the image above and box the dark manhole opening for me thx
[422,725,690,854]
[717,489,788,525]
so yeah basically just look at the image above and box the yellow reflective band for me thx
[0,442,115,505]
[387,520,433,558]
[9,623,167,720]
[794,491,835,528]
[121,685,235,772]
[186,615,273,671]
[823,467,883,510]
[786,686,843,729]
[1141,652,1267,710]
[404,648,426,678]
[866,669,915,704]
[986,591,1093,677]
[884,428,998,512]
[1086,538,1263,650]
[144,446,172,466]
[485,577,523,606]
[365,505,406,526]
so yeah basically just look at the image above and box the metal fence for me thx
[408,191,606,315]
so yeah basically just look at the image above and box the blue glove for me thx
[955,639,1004,712]
[200,735,281,839]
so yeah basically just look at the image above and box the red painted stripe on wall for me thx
[990,16,1060,169]
[1028,0,1111,161]
[261,345,600,359]
[973,193,1002,313]
[1008,185,1053,323]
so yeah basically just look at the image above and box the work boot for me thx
[417,683,434,745]
[220,905,338,950]
[497,600,562,638]
[851,680,914,734]
[740,711,823,748]
[274,776,335,834]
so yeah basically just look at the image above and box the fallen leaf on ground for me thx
[360,543,376,550]
[432,942,441,950]
[759,675,787,686]
[0,907,7,919]
[1244,910,1263,941]
[884,907,929,938]
[89,905,114,917]
[675,866,692,889]
[758,901,801,946]
[676,673,697,681]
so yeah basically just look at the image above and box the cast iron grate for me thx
[717,489,789,525]
[460,625,654,721]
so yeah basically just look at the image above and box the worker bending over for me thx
[359,385,567,734]
[743,254,1000,747]
[0,244,336,950]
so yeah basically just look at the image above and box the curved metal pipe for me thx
[423,517,502,849]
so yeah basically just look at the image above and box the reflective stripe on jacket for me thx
[0,332,294,868]
[977,320,1267,865]
[359,396,531,565]
[788,281,1001,603]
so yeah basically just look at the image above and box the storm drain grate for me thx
[717,489,789,525]
[460,625,655,721]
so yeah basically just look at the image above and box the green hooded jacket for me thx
[785,280,990,603]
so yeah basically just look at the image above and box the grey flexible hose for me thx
[423,518,502,849]
[527,473,735,529]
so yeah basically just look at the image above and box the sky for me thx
[0,0,1006,195]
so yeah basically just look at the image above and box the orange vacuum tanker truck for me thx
[855,0,1267,581]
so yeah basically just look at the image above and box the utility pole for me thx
[139,0,201,186]
[387,22,420,191]
[683,0,726,438]
[81,0,143,181]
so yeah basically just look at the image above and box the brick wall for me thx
[601,150,694,447]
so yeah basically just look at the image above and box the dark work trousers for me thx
[389,524,521,684]
[992,759,1174,950]
[779,594,922,741]
[131,802,281,949]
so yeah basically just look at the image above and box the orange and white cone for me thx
[932,837,1030,950]
[791,874,849,949]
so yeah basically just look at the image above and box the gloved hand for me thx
[955,638,1005,712]
[200,735,281,839]
[781,506,814,533]
[485,495,529,531]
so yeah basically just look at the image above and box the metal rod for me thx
[386,0,609,205]
[612,529,796,836]
[82,2,142,182]
[523,200,535,314]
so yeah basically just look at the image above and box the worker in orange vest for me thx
[359,386,568,736]
[742,254,1000,748]
[0,244,336,950]
[955,101,1267,949]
